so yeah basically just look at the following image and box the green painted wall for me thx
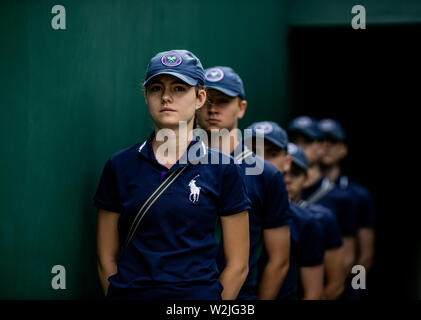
[2,0,421,300]
[0,0,289,299]
[288,0,421,26]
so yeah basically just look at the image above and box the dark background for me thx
[287,25,421,299]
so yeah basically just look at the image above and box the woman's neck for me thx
[151,122,194,169]
[204,128,240,155]
[322,164,341,183]
[291,192,302,204]
[304,164,323,188]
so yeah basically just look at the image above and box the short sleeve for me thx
[338,194,359,236]
[321,208,343,250]
[93,158,124,213]
[357,189,376,228]
[261,171,292,229]
[217,163,251,216]
[296,217,324,267]
[321,191,358,237]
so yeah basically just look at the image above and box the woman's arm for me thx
[322,246,345,299]
[357,228,375,271]
[219,210,250,300]
[343,236,356,275]
[96,209,120,296]
[300,265,324,300]
[257,225,290,300]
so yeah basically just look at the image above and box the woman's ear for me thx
[284,155,292,173]
[196,89,207,110]
[237,100,247,119]
[341,143,349,158]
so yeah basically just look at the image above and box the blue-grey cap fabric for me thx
[287,143,308,170]
[287,116,324,140]
[318,118,346,141]
[246,121,288,149]
[204,66,245,100]
[143,50,205,86]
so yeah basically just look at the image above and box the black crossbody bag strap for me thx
[299,179,334,208]
[122,165,188,249]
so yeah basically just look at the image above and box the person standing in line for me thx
[197,66,291,300]
[287,116,358,298]
[246,122,325,300]
[94,50,251,300]
[318,118,376,299]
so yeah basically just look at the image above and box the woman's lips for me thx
[207,119,220,124]
[160,108,176,112]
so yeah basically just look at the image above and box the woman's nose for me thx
[161,88,172,103]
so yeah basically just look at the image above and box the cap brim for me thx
[288,128,321,140]
[323,132,345,142]
[291,157,308,170]
[143,71,198,86]
[205,85,242,99]
[244,132,288,150]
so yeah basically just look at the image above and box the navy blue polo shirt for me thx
[215,144,291,300]
[306,203,343,250]
[93,132,251,300]
[335,176,375,229]
[302,178,358,237]
[274,202,324,300]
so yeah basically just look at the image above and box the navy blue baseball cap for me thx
[143,50,205,87]
[318,118,346,141]
[246,121,288,149]
[287,116,324,141]
[287,143,308,170]
[204,66,245,100]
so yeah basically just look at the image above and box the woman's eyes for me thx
[173,86,186,92]
[148,85,186,93]
[148,86,162,92]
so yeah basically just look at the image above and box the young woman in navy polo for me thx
[94,50,251,300]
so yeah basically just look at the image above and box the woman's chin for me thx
[154,118,190,130]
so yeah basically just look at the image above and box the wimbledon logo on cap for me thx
[295,116,312,128]
[205,68,224,82]
[319,119,335,131]
[161,52,182,67]
[254,122,273,134]
[287,143,298,155]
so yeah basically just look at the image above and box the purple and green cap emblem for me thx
[253,122,273,134]
[161,52,183,67]
[143,50,205,86]
[246,121,289,150]
[205,68,224,82]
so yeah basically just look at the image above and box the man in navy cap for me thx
[287,116,358,298]
[285,143,345,299]
[318,118,376,299]
[197,66,292,300]
[246,122,326,300]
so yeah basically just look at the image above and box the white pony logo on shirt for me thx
[188,175,201,203]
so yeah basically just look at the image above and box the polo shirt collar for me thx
[138,131,207,168]
[302,177,324,199]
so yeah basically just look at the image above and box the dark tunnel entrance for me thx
[287,25,421,299]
